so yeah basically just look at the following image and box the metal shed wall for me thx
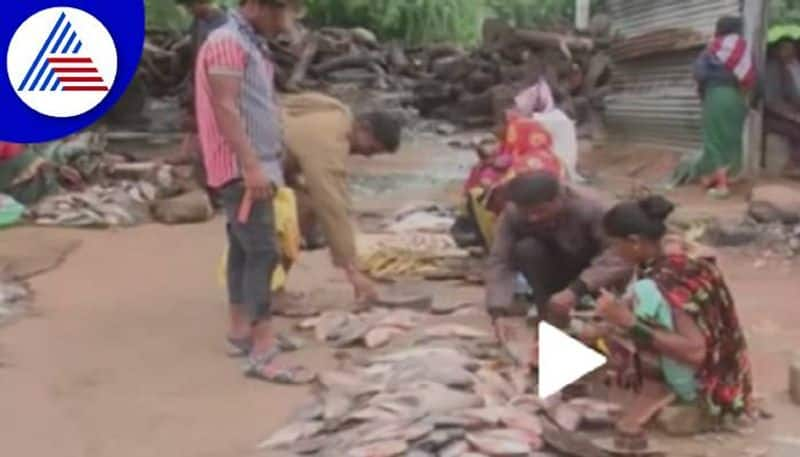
[606,0,742,152]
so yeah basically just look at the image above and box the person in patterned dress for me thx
[594,195,753,435]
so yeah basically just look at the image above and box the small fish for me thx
[257,421,324,449]
[569,398,622,425]
[347,440,408,457]
[459,407,507,426]
[323,391,354,421]
[364,326,406,349]
[552,403,583,432]
[417,428,465,451]
[424,324,491,340]
[500,408,543,438]
[475,369,517,402]
[439,440,470,457]
[319,370,380,397]
[315,312,351,342]
[330,318,370,348]
[376,310,425,330]
[297,316,321,330]
[467,429,532,456]
[431,301,473,315]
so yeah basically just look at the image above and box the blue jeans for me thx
[218,180,279,322]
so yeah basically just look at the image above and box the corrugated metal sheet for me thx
[606,0,741,152]
[608,0,741,39]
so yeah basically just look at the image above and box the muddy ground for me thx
[1,135,799,457]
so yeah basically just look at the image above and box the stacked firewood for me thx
[129,17,613,133]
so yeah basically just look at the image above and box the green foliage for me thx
[771,0,800,26]
[304,0,484,45]
[144,0,606,44]
[145,0,190,30]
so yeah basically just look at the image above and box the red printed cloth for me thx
[464,113,564,213]
[0,142,25,161]
[708,34,756,90]
[642,254,753,418]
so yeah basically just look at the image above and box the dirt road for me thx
[1,141,799,456]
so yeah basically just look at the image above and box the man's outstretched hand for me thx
[347,268,378,304]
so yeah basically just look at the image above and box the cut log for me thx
[313,53,383,75]
[286,35,319,92]
[513,29,594,55]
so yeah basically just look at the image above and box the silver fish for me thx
[364,326,406,349]
[467,429,532,456]
[423,324,491,340]
[257,421,324,449]
[316,312,351,342]
[439,440,470,457]
[552,403,583,432]
[500,408,543,438]
[347,440,408,457]
[323,391,354,421]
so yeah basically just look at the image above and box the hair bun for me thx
[637,196,675,222]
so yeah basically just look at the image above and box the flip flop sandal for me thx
[277,333,306,352]
[707,187,731,200]
[226,337,252,358]
[246,365,316,385]
[244,346,282,372]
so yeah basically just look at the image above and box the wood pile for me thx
[128,18,613,133]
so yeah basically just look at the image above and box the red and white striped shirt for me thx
[194,12,284,189]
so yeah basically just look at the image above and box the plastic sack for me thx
[0,194,25,228]
[217,187,301,292]
[533,109,579,182]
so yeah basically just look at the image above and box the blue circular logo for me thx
[0,1,144,142]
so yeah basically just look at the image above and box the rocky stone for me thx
[703,221,759,247]
[748,185,800,224]
[656,405,710,436]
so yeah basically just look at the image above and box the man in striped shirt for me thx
[195,0,306,383]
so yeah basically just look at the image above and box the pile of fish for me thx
[298,303,485,350]
[27,181,157,228]
[359,233,475,282]
[261,324,621,456]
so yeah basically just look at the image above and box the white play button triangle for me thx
[538,322,607,398]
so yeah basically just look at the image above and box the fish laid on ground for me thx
[439,440,470,457]
[371,347,473,368]
[416,428,465,452]
[386,358,474,389]
[364,326,406,349]
[347,439,408,457]
[431,301,473,315]
[410,382,483,415]
[292,399,324,422]
[459,407,507,426]
[348,406,402,423]
[569,398,622,425]
[329,318,371,348]
[467,429,532,456]
[508,369,530,396]
[406,451,435,457]
[376,310,425,330]
[424,324,491,340]
[298,316,321,330]
[319,370,381,396]
[323,391,354,421]
[315,312,352,342]
[257,421,324,449]
[500,408,543,437]
[475,369,517,401]
[508,395,543,413]
[552,403,583,432]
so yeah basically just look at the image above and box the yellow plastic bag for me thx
[217,187,301,291]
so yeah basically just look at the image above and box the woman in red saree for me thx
[461,113,565,247]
